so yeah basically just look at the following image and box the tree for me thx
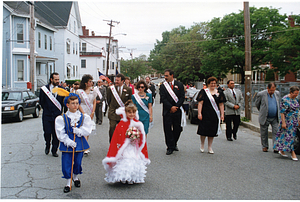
[201,7,287,83]
[266,15,300,78]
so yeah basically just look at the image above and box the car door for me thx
[22,91,34,115]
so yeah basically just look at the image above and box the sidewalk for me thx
[240,111,273,137]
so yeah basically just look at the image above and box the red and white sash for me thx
[110,85,125,107]
[94,86,103,100]
[42,86,62,111]
[133,92,149,114]
[204,89,221,135]
[163,81,186,127]
[77,89,93,114]
[147,89,152,94]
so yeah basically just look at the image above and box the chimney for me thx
[288,15,295,27]
[92,31,95,36]
[82,26,86,36]
[86,28,89,36]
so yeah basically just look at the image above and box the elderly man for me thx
[255,82,281,153]
[95,79,106,125]
[224,80,244,141]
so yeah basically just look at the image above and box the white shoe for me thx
[279,151,288,157]
[200,148,204,153]
[208,150,214,154]
[292,157,298,161]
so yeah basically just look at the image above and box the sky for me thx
[78,0,300,60]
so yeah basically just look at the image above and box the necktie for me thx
[118,87,121,96]
[169,82,173,90]
[233,90,236,99]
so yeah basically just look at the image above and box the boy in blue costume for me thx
[55,93,93,193]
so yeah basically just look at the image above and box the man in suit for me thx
[224,80,244,141]
[255,82,280,153]
[95,79,106,125]
[107,73,132,142]
[145,76,156,102]
[39,72,65,157]
[159,69,185,155]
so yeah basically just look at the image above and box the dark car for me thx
[2,89,41,122]
[188,90,200,124]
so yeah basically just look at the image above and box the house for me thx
[80,26,120,81]
[2,1,57,90]
[34,1,82,82]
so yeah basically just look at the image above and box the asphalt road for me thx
[2,95,300,199]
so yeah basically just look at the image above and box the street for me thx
[1,95,300,199]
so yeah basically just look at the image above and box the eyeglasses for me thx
[138,86,145,89]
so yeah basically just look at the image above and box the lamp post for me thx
[105,33,126,77]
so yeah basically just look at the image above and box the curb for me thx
[240,121,273,138]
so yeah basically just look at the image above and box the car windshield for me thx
[2,92,22,101]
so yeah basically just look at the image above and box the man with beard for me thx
[39,72,65,157]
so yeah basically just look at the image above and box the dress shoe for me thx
[98,122,102,125]
[262,147,268,152]
[292,157,298,161]
[63,186,70,193]
[200,148,204,153]
[174,146,179,151]
[166,149,173,155]
[279,151,288,157]
[73,179,81,187]
[227,138,233,141]
[273,150,279,153]
[233,135,237,140]
[45,147,50,155]
[52,153,59,157]
[208,150,214,154]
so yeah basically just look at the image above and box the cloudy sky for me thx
[78,0,300,60]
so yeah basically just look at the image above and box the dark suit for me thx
[95,85,106,124]
[146,82,156,103]
[39,84,65,154]
[159,80,185,151]
[107,85,132,142]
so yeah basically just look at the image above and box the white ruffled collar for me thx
[66,110,82,126]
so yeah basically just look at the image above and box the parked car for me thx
[2,89,41,122]
[188,90,200,124]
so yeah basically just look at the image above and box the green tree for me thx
[201,7,287,83]
[266,15,300,78]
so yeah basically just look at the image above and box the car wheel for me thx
[16,109,23,122]
[33,107,40,118]
[294,128,300,155]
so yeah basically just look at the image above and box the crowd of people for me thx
[39,69,299,193]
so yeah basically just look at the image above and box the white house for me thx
[80,26,120,82]
[35,1,82,82]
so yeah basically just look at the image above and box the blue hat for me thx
[64,93,81,107]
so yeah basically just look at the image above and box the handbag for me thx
[220,121,226,130]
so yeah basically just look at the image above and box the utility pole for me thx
[104,19,119,77]
[29,1,35,93]
[244,1,252,120]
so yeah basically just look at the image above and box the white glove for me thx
[65,138,77,148]
[73,127,83,137]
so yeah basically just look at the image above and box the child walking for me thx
[55,93,93,193]
[102,100,150,184]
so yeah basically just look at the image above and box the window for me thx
[81,60,86,68]
[28,91,37,99]
[17,24,24,43]
[82,43,86,52]
[22,91,30,100]
[297,70,300,81]
[38,32,41,48]
[103,60,105,71]
[49,65,52,74]
[17,60,24,81]
[73,65,76,77]
[67,66,71,78]
[37,63,41,75]
[76,43,78,55]
[66,42,70,54]
[106,43,109,52]
[73,42,75,54]
[44,35,47,49]
[79,42,81,51]
[112,62,115,70]
[50,36,52,50]
[278,71,285,81]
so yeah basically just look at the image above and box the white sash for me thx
[77,89,93,114]
[147,89,152,94]
[163,81,186,127]
[204,89,221,135]
[110,85,125,107]
[133,92,149,114]
[42,86,62,111]
[94,86,103,100]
